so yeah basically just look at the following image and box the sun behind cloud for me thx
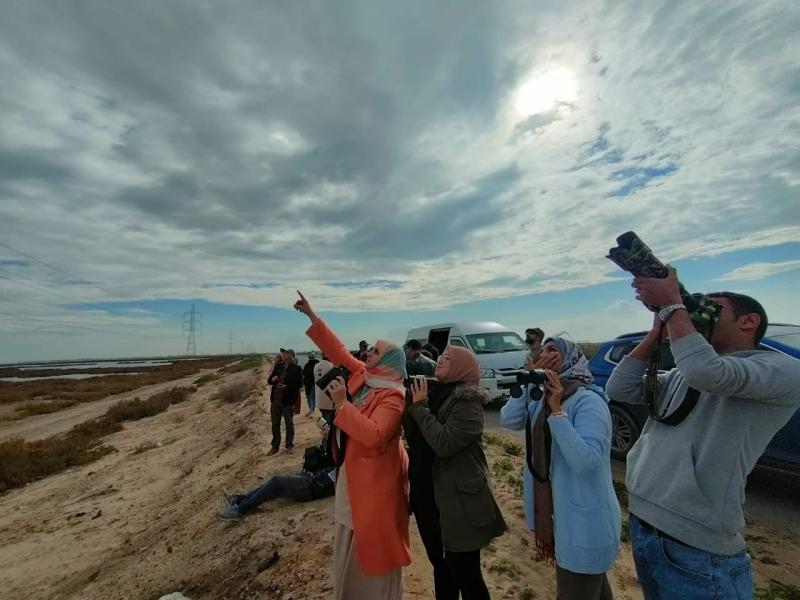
[514,66,578,116]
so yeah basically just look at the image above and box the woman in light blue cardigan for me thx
[500,336,620,600]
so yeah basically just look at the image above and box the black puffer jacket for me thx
[407,384,507,552]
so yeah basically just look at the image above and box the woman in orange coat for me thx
[294,291,410,600]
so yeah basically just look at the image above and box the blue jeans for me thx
[305,383,316,412]
[232,473,313,514]
[629,514,753,600]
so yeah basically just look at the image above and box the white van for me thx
[405,322,528,403]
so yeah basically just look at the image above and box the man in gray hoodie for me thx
[606,267,800,600]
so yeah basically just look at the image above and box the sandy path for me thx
[0,368,221,443]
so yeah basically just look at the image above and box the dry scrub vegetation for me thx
[0,387,194,492]
[0,356,238,417]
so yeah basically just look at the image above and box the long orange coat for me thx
[306,319,411,575]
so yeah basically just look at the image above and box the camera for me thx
[509,369,547,400]
[405,375,438,385]
[315,366,348,391]
[606,231,721,334]
[404,375,440,396]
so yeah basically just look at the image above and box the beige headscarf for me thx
[435,345,480,385]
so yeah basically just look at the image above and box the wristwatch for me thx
[658,303,686,323]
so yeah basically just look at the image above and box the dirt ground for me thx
[0,366,797,600]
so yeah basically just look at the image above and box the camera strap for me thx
[645,325,700,426]
[331,425,348,468]
[524,411,551,483]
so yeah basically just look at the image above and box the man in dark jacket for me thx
[405,339,437,376]
[266,348,303,455]
[302,352,319,417]
[217,429,335,519]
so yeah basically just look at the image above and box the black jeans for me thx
[270,401,295,449]
[556,565,613,600]
[445,550,491,600]
[233,473,313,513]
[411,476,459,600]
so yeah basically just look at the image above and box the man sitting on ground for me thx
[217,430,335,520]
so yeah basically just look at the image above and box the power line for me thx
[0,295,179,340]
[0,307,179,339]
[183,303,201,355]
[0,269,152,320]
[0,238,146,307]
[0,234,175,317]
[0,272,176,339]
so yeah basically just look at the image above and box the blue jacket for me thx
[500,385,621,574]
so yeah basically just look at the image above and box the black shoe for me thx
[266,447,279,456]
[222,489,237,505]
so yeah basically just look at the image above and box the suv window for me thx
[607,341,675,370]
[449,337,467,348]
[608,343,635,363]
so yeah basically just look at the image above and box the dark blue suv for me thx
[588,324,800,470]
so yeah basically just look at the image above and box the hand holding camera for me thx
[632,266,683,308]
[410,377,428,404]
[325,376,348,410]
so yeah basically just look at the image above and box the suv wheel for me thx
[609,404,641,461]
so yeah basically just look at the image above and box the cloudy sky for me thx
[1,0,799,362]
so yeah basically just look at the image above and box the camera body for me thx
[315,366,348,391]
[510,369,547,400]
[404,375,440,397]
[607,231,721,335]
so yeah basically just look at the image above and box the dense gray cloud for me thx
[0,0,799,345]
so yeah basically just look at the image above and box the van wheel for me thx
[609,405,640,461]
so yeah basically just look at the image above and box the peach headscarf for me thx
[363,339,407,393]
[436,345,480,385]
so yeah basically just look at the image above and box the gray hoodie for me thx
[606,332,800,555]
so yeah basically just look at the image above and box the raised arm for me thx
[670,333,800,403]
[294,290,364,375]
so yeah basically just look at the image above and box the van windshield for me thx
[466,332,527,354]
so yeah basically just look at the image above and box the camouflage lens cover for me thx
[685,293,722,332]
[606,231,669,278]
[607,232,722,329]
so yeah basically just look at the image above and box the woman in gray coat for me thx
[408,345,507,600]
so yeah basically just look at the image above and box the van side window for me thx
[449,337,466,348]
